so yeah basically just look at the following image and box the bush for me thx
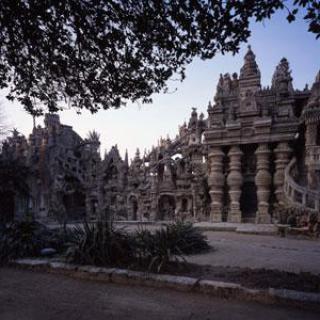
[66,221,210,272]
[132,222,209,272]
[0,219,210,272]
[66,220,134,266]
[166,221,210,255]
[0,220,65,264]
[133,227,185,272]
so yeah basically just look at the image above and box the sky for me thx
[1,8,319,160]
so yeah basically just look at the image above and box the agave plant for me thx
[65,220,210,273]
[66,220,133,266]
[166,221,210,255]
[132,222,209,272]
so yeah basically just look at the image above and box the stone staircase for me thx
[283,157,320,212]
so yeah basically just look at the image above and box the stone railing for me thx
[284,157,320,211]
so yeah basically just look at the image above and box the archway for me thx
[181,198,188,212]
[158,195,175,220]
[240,181,257,222]
[63,191,86,220]
[128,196,138,220]
[240,144,258,222]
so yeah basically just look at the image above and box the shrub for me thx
[132,222,209,272]
[166,221,210,255]
[133,227,185,272]
[0,220,65,264]
[63,220,210,273]
[66,220,134,266]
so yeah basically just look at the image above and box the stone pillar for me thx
[274,142,292,206]
[85,196,92,219]
[208,147,225,222]
[305,123,318,189]
[150,193,158,220]
[255,144,272,224]
[227,146,243,223]
[305,123,317,146]
[149,173,158,220]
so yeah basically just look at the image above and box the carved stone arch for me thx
[127,194,138,221]
[157,194,176,220]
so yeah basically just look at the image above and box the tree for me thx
[0,157,30,225]
[0,1,319,115]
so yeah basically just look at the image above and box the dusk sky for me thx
[1,8,319,160]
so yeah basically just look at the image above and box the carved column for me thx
[227,146,243,223]
[149,174,158,220]
[274,142,292,206]
[208,147,225,222]
[255,144,272,224]
[305,123,318,189]
[85,196,93,219]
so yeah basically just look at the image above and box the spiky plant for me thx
[66,220,133,266]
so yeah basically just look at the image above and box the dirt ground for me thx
[164,263,320,292]
[187,231,320,274]
[1,268,319,320]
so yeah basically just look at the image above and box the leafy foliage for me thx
[133,227,186,272]
[67,220,209,272]
[133,222,209,272]
[0,1,318,115]
[0,156,30,225]
[166,221,210,255]
[0,158,29,194]
[66,220,134,266]
[0,220,65,264]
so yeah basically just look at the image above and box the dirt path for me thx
[187,231,320,274]
[0,268,319,320]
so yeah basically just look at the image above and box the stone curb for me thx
[47,221,278,235]
[11,258,320,310]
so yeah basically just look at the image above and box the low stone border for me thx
[11,258,320,310]
[195,222,277,235]
[46,221,278,235]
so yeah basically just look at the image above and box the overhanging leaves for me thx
[0,1,318,115]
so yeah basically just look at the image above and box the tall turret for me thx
[239,46,261,115]
[124,149,129,168]
[44,113,61,132]
[239,45,261,82]
[272,58,294,95]
[303,71,320,126]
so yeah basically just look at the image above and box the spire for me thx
[240,45,261,79]
[216,73,224,97]
[32,115,36,129]
[309,70,320,100]
[135,148,140,159]
[302,70,320,124]
[188,107,198,130]
[124,149,129,166]
[271,57,293,94]
[238,46,261,114]
[315,70,320,83]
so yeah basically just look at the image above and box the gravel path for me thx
[187,231,320,274]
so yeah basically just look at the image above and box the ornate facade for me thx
[1,47,320,224]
